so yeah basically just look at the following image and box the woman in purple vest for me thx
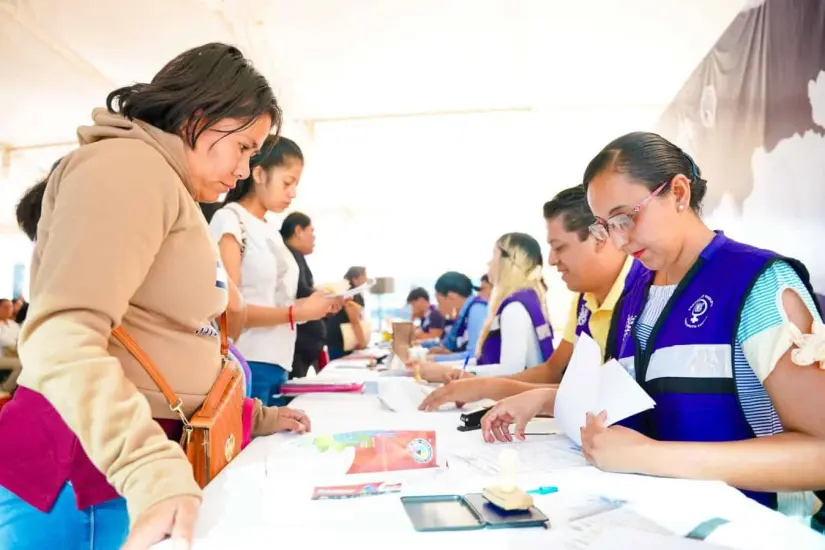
[416,234,555,381]
[481,132,825,519]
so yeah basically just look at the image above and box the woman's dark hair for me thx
[18,43,280,239]
[434,272,476,298]
[17,160,61,242]
[480,274,491,285]
[107,43,280,149]
[543,185,596,241]
[280,211,312,240]
[582,132,708,212]
[344,266,366,288]
[224,135,304,204]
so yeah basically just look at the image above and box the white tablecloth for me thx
[182,358,825,550]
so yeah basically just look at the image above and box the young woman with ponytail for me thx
[210,135,339,406]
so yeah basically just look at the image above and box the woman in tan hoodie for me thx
[0,43,310,550]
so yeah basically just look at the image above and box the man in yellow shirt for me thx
[420,185,640,410]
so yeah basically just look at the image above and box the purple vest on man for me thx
[610,232,818,510]
[420,305,439,333]
[574,259,649,359]
[477,288,554,365]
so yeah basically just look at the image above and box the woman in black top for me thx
[326,266,369,360]
[281,212,327,378]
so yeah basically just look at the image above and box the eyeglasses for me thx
[588,180,669,242]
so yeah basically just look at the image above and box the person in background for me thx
[0,299,20,355]
[281,211,328,379]
[481,132,825,520]
[12,297,28,326]
[416,234,554,381]
[211,137,336,405]
[478,274,493,301]
[326,266,369,360]
[425,272,488,362]
[420,185,643,410]
[0,43,309,550]
[407,287,446,341]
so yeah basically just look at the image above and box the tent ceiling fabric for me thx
[0,0,747,149]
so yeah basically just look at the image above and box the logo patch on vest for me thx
[623,314,637,340]
[685,294,714,329]
[577,306,590,327]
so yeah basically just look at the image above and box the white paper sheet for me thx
[326,279,374,298]
[376,378,434,412]
[553,334,602,444]
[589,527,732,550]
[554,334,655,445]
[447,434,588,476]
[327,358,373,369]
[598,359,657,426]
[556,507,673,550]
[509,417,561,435]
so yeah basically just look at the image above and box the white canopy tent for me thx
[0,0,747,311]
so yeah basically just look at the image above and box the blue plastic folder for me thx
[400,493,549,531]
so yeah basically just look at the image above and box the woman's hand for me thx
[295,291,335,321]
[580,411,653,473]
[275,407,312,433]
[480,388,554,442]
[409,360,454,383]
[419,376,486,411]
[122,495,200,550]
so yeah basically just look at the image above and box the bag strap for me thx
[111,312,229,422]
[225,204,248,256]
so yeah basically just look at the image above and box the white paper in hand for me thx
[598,359,656,426]
[554,334,655,445]
[553,333,602,445]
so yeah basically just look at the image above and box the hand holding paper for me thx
[553,334,655,445]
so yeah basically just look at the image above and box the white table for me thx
[184,359,825,549]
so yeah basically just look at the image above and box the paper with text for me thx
[589,526,732,550]
[447,434,588,476]
[554,334,655,445]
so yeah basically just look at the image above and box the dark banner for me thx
[657,0,825,289]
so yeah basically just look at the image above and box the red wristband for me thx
[289,305,295,331]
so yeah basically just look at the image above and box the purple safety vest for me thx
[477,288,554,365]
[610,232,819,510]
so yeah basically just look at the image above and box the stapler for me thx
[457,405,493,432]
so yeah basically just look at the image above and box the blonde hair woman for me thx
[414,233,553,382]
[473,232,554,374]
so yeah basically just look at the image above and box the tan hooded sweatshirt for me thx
[17,108,278,523]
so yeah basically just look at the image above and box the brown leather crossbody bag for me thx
[112,313,244,487]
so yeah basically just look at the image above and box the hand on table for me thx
[123,495,200,550]
[407,360,456,383]
[419,376,485,411]
[480,388,553,443]
[580,411,652,473]
[275,407,312,434]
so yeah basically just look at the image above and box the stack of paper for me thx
[554,334,655,445]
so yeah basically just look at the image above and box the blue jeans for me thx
[248,361,289,406]
[0,483,128,550]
